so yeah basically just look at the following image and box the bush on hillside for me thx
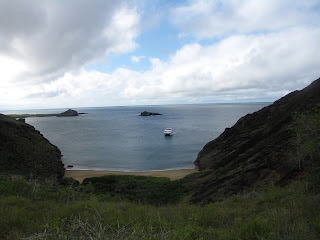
[1,177,320,240]
[82,175,188,205]
[291,107,320,193]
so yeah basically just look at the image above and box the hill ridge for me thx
[0,114,65,180]
[183,77,320,203]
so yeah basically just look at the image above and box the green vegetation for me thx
[0,176,319,239]
[290,108,320,193]
[1,82,320,239]
[0,114,64,180]
[82,175,187,205]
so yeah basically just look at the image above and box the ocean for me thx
[7,104,269,171]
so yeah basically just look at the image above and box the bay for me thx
[18,104,269,171]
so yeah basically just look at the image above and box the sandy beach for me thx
[64,168,198,183]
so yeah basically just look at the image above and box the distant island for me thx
[8,109,87,119]
[57,109,79,117]
[139,111,162,116]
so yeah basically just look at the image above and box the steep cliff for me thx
[183,78,320,203]
[0,114,65,180]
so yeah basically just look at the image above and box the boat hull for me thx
[164,128,173,136]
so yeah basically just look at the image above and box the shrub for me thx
[1,176,320,239]
[82,175,188,205]
[291,108,320,193]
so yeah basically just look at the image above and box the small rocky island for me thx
[57,109,79,117]
[139,111,162,116]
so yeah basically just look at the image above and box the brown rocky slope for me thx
[0,114,65,180]
[182,78,320,204]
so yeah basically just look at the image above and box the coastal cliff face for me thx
[183,78,320,204]
[0,114,64,180]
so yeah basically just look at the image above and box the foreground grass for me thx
[0,177,319,240]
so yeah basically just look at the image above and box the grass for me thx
[0,176,319,239]
[82,175,188,205]
[290,108,320,193]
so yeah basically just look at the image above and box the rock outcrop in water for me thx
[183,77,320,204]
[57,109,79,117]
[0,114,65,180]
[139,111,162,116]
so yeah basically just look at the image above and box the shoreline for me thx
[64,168,198,183]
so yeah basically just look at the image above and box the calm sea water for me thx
[9,104,269,171]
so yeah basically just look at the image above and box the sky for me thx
[0,0,320,110]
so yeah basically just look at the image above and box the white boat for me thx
[164,128,173,136]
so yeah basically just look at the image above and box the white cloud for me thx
[4,27,319,109]
[103,6,140,54]
[0,0,140,84]
[1,0,320,110]
[0,56,28,107]
[131,55,145,63]
[171,0,320,39]
[19,69,126,109]
[119,27,320,103]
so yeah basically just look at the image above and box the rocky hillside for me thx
[183,78,320,204]
[0,114,64,180]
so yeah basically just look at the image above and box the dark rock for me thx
[0,114,65,181]
[182,77,320,204]
[139,111,162,116]
[57,109,79,117]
